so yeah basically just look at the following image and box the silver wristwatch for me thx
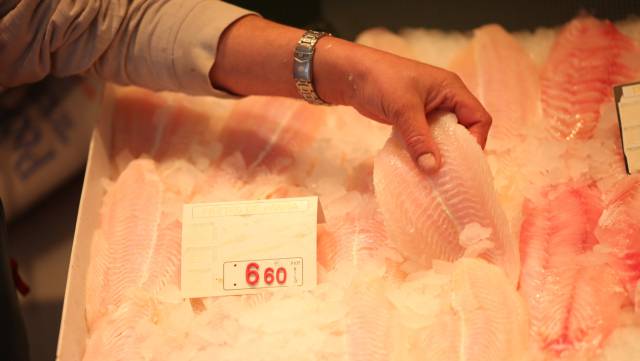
[293,30,331,105]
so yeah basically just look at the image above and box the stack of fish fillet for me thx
[82,16,640,361]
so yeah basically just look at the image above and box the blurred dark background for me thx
[228,0,640,39]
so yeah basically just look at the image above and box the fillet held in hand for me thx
[373,113,519,283]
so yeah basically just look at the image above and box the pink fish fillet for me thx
[110,87,212,161]
[595,175,640,308]
[373,113,519,284]
[518,182,626,356]
[540,16,640,140]
[219,96,326,172]
[448,24,541,149]
[85,159,181,328]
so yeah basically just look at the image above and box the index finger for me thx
[433,74,493,148]
[454,91,492,148]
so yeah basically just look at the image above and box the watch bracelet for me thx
[293,30,330,105]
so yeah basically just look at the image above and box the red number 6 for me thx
[246,262,259,286]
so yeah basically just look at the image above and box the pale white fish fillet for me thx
[387,258,529,361]
[319,192,398,361]
[85,159,181,328]
[512,27,558,68]
[142,218,181,295]
[473,24,542,150]
[447,24,545,236]
[399,28,471,69]
[374,113,519,284]
[318,193,398,275]
[346,280,393,361]
[83,292,154,361]
[85,229,107,327]
[450,259,529,361]
[449,24,542,151]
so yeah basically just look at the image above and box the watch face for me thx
[293,31,330,105]
[293,56,312,81]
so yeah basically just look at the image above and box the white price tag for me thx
[615,82,640,174]
[181,196,322,298]
[622,83,640,98]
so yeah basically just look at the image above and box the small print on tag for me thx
[614,81,640,174]
[181,196,322,298]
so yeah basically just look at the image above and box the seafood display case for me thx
[57,3,640,361]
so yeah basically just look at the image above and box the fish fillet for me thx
[219,96,326,172]
[449,24,541,150]
[373,113,519,283]
[346,281,393,361]
[519,182,625,356]
[448,42,479,98]
[110,87,215,163]
[595,175,640,307]
[317,193,397,361]
[83,294,153,361]
[387,258,529,361]
[448,25,543,234]
[317,194,392,274]
[540,16,640,140]
[85,159,180,327]
[78,18,640,361]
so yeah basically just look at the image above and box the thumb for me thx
[394,110,442,173]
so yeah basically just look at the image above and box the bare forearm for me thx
[210,15,359,105]
[210,16,303,99]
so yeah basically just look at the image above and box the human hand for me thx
[313,39,492,172]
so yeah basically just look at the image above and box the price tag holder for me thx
[181,196,323,298]
[614,82,640,174]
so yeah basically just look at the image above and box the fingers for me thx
[431,72,493,148]
[453,89,492,148]
[394,109,442,173]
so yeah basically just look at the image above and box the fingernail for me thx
[418,153,438,173]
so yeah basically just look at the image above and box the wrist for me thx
[313,37,368,106]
